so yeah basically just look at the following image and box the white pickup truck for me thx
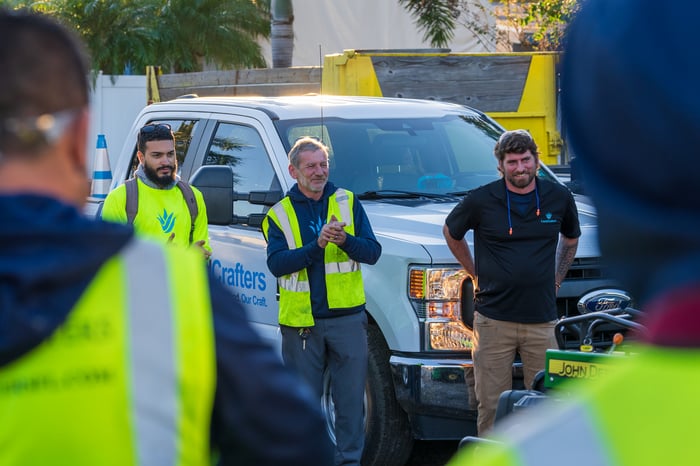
[87,95,631,466]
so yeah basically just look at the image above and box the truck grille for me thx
[557,257,610,318]
[563,257,604,281]
[556,257,634,350]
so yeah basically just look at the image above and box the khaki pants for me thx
[472,311,557,436]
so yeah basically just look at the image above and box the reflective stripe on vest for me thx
[323,188,357,277]
[263,188,365,327]
[324,260,361,274]
[268,202,311,293]
[124,240,178,465]
[0,238,215,466]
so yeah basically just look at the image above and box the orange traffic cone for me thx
[90,134,112,199]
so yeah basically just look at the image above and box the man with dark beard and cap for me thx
[446,0,700,464]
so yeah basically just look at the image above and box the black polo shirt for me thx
[446,178,580,323]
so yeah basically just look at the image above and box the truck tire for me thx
[321,324,414,466]
[361,324,414,466]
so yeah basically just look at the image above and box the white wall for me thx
[87,73,147,176]
[259,0,497,67]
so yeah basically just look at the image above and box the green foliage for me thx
[10,0,271,74]
[398,0,581,51]
[45,1,159,75]
[521,0,581,50]
[398,0,459,48]
[157,0,271,72]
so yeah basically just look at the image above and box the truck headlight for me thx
[408,266,474,351]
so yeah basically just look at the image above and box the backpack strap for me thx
[125,178,139,225]
[176,180,199,245]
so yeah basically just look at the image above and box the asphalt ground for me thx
[405,440,460,466]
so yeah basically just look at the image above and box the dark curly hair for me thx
[493,129,539,164]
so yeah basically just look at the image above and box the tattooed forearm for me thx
[555,236,579,285]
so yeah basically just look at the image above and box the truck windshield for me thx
[275,113,560,196]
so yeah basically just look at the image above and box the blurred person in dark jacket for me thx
[0,8,332,466]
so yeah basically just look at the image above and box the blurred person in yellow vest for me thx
[0,8,333,466]
[447,0,700,465]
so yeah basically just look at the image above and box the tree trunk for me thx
[271,0,294,68]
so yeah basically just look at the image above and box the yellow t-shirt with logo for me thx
[101,178,211,253]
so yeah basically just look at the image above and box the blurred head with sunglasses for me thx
[136,123,177,188]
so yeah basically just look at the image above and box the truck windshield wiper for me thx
[357,190,452,200]
[446,190,470,196]
[358,190,421,199]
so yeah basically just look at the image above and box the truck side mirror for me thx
[247,213,267,228]
[249,190,283,206]
[190,165,234,225]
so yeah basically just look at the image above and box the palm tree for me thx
[45,1,159,75]
[397,0,458,48]
[269,0,456,68]
[157,0,271,72]
[34,0,271,74]
[271,0,294,68]
[268,0,580,67]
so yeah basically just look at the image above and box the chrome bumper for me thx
[389,354,523,439]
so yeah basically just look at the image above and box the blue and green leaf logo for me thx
[158,209,176,233]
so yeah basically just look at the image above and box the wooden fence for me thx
[156,67,322,101]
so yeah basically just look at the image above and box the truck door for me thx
[195,117,285,354]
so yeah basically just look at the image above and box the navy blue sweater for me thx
[265,182,381,319]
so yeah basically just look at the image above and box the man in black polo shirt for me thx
[442,129,580,436]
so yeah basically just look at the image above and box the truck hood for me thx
[363,196,600,261]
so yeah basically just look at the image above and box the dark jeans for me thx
[281,311,368,466]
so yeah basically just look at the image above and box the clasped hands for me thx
[318,214,347,248]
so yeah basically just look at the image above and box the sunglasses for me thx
[140,123,172,135]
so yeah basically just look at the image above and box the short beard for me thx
[143,163,176,188]
[508,171,536,189]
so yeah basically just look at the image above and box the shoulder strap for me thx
[125,178,198,244]
[125,178,139,225]
[176,180,199,244]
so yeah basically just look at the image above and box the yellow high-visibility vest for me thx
[0,238,216,466]
[263,188,365,327]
